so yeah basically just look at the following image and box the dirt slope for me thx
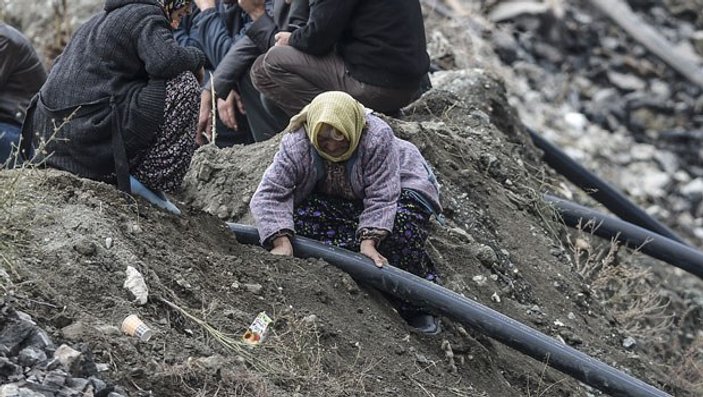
[3,68,696,396]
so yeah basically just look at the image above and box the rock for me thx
[607,70,646,92]
[0,357,21,378]
[243,283,263,295]
[89,377,107,392]
[66,377,90,391]
[42,369,67,387]
[73,240,97,256]
[18,347,47,368]
[53,345,82,373]
[191,355,226,371]
[302,315,317,325]
[622,336,637,349]
[491,292,501,303]
[472,275,487,286]
[0,384,19,397]
[681,178,703,201]
[61,322,88,341]
[0,322,35,355]
[692,30,703,56]
[476,245,498,266]
[105,237,113,249]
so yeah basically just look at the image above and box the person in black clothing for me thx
[23,0,205,204]
[175,0,257,146]
[193,0,308,143]
[0,23,46,164]
[251,0,431,117]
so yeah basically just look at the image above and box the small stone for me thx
[73,240,97,256]
[491,292,501,303]
[554,319,565,327]
[105,237,113,249]
[415,353,430,365]
[622,336,637,349]
[567,312,576,320]
[89,377,107,392]
[302,315,317,324]
[243,283,263,295]
[61,322,87,341]
[66,377,90,391]
[0,384,19,397]
[472,275,487,286]
[234,356,246,365]
[95,363,110,372]
[476,245,498,265]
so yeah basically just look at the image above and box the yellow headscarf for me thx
[286,91,366,162]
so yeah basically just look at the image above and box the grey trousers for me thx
[250,45,419,116]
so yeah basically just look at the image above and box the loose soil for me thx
[2,69,698,396]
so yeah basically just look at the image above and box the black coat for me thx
[25,0,204,184]
[0,23,46,126]
[288,0,430,89]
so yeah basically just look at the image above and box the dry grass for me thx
[565,223,702,394]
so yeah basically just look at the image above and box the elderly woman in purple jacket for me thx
[250,91,443,334]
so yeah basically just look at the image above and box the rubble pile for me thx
[0,303,126,397]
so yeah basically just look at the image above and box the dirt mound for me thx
[2,2,702,396]
[5,67,698,396]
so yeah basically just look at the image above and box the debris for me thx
[123,266,148,305]
[588,0,703,89]
[243,283,263,295]
[242,312,273,346]
[121,315,153,342]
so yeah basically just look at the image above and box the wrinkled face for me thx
[317,124,350,158]
[170,7,190,28]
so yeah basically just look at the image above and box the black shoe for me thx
[405,312,441,335]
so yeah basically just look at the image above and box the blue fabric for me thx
[0,121,21,164]
[129,175,182,215]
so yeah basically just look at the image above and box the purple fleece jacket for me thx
[250,113,441,244]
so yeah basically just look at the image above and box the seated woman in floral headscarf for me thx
[23,0,205,212]
[250,91,443,334]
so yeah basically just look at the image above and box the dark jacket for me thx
[0,23,46,126]
[25,0,204,184]
[210,0,309,99]
[288,0,430,89]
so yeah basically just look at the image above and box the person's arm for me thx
[136,12,205,78]
[211,36,261,99]
[245,12,278,51]
[0,35,14,88]
[357,120,401,235]
[287,0,357,55]
[191,5,235,67]
[250,133,306,247]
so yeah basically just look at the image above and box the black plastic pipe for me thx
[544,194,703,279]
[227,223,671,397]
[527,128,686,245]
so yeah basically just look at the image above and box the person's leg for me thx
[0,122,22,165]
[250,46,352,116]
[292,193,363,249]
[238,70,289,142]
[377,189,441,334]
[131,72,199,193]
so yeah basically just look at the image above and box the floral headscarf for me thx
[286,91,366,163]
[158,0,191,15]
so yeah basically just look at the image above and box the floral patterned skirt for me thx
[293,189,437,279]
[131,72,199,192]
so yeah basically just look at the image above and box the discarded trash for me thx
[242,312,272,346]
[121,315,153,342]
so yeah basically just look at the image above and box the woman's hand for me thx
[271,235,293,256]
[360,240,388,268]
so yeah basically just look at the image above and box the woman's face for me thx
[317,124,350,158]
[170,7,190,28]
